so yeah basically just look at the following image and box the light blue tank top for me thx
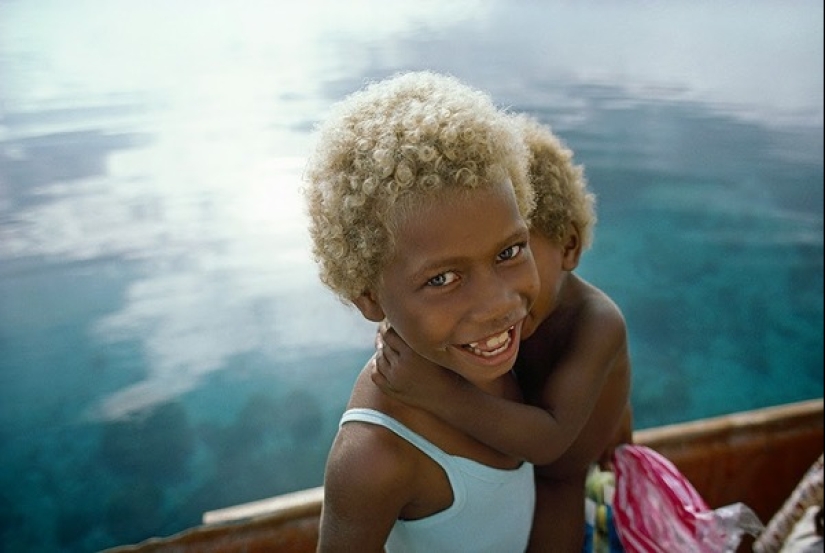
[340,408,535,553]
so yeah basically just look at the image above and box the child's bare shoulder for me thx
[327,414,418,502]
[322,411,419,547]
[575,279,627,342]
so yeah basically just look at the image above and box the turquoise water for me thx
[0,1,822,551]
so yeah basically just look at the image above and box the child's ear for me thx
[353,290,386,322]
[562,224,583,270]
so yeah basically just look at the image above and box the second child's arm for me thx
[598,403,633,470]
[372,304,627,466]
[373,330,560,464]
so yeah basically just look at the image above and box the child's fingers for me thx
[369,358,389,391]
[375,329,399,363]
[369,351,398,393]
[372,335,397,373]
[380,325,405,354]
[378,334,400,366]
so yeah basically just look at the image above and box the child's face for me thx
[356,179,540,389]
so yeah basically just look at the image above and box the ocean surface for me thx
[0,1,822,551]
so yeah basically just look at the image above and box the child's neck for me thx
[474,370,521,402]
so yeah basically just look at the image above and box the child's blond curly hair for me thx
[303,71,534,302]
[513,114,596,250]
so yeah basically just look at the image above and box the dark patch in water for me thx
[104,480,164,545]
[98,402,194,483]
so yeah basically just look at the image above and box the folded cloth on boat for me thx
[778,505,823,553]
[754,453,823,553]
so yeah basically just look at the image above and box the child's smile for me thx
[461,326,514,358]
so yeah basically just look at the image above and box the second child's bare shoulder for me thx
[575,278,628,346]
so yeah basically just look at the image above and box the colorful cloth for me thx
[583,465,625,553]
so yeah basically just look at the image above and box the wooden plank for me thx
[635,399,823,523]
[202,486,324,525]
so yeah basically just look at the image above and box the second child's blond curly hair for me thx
[303,71,534,302]
[513,114,596,250]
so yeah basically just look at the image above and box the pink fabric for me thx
[612,444,727,553]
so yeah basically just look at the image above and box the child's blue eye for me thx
[498,243,525,262]
[426,271,458,287]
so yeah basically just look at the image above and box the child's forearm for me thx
[425,380,570,465]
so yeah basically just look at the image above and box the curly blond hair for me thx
[513,114,596,249]
[303,71,534,302]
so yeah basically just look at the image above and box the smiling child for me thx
[303,71,540,552]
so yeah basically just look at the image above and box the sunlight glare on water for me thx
[2,0,495,421]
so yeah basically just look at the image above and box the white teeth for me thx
[465,328,512,357]
[468,329,509,349]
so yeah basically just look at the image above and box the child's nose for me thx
[469,270,524,327]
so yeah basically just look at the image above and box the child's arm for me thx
[597,403,633,470]
[372,328,559,464]
[372,304,627,466]
[317,422,413,552]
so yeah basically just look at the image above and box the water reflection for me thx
[0,0,822,551]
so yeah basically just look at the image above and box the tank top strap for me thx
[340,408,451,464]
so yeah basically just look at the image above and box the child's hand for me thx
[370,323,458,409]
